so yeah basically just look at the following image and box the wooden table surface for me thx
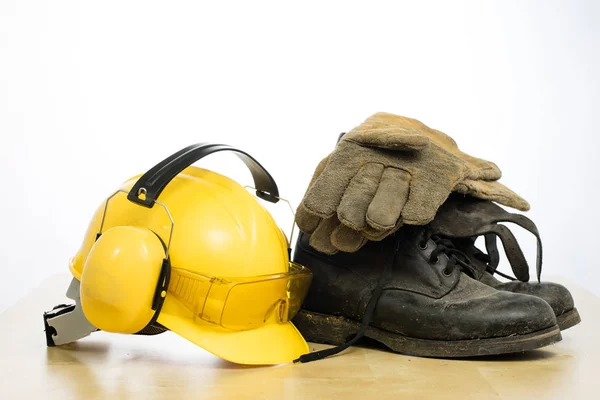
[0,274,598,399]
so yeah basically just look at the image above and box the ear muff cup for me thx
[80,226,167,334]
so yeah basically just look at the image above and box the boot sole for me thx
[556,308,581,331]
[294,310,562,358]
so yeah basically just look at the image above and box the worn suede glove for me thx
[296,113,529,254]
[296,155,527,254]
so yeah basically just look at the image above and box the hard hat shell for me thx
[72,166,309,364]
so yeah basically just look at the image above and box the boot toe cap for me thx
[375,285,557,341]
[495,281,575,318]
[480,291,557,337]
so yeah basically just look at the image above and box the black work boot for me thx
[292,226,561,359]
[430,194,581,330]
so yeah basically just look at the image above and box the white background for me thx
[0,0,599,313]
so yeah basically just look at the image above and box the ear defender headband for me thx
[85,143,281,335]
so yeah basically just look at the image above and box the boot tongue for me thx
[430,194,509,237]
[431,194,543,282]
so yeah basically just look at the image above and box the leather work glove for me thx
[296,113,529,254]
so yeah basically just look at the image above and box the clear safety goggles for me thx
[169,262,312,330]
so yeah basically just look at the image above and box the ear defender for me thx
[80,226,169,334]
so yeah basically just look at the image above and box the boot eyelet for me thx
[431,256,439,264]
[418,241,428,250]
[442,268,452,276]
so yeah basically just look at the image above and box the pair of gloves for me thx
[296,112,529,254]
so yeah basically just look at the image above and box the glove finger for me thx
[454,179,530,211]
[301,152,357,219]
[353,112,436,150]
[308,216,340,255]
[345,127,430,151]
[295,203,322,234]
[401,171,457,225]
[331,224,368,253]
[420,127,502,182]
[366,167,411,232]
[295,155,331,233]
[337,163,384,231]
[361,222,403,241]
[310,154,330,182]
[463,158,502,181]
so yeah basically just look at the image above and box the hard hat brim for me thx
[157,294,310,365]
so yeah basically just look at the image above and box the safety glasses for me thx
[168,262,312,331]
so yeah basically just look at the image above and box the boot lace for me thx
[294,235,399,363]
[419,228,478,277]
[473,251,517,281]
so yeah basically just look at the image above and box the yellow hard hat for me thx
[68,144,312,365]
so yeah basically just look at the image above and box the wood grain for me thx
[0,275,598,399]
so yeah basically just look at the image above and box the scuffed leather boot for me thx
[430,194,581,330]
[292,226,561,360]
